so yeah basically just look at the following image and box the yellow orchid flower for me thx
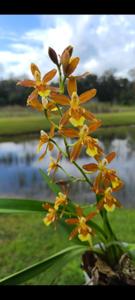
[17,64,58,112]
[43,203,57,226]
[47,152,62,176]
[59,121,103,161]
[83,152,124,193]
[97,187,122,212]
[54,192,68,211]
[37,123,55,160]
[51,78,97,127]
[65,206,97,245]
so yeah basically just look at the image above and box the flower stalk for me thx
[17,44,125,270]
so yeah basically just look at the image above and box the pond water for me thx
[0,127,135,207]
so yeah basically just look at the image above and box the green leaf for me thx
[122,242,135,261]
[0,245,88,285]
[39,169,61,195]
[0,198,45,213]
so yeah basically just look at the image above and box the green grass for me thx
[0,109,135,137]
[85,102,135,114]
[0,116,50,135]
[98,111,135,127]
[0,208,135,285]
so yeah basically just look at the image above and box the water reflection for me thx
[0,128,135,207]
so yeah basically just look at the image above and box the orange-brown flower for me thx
[54,192,68,211]
[17,63,57,96]
[59,121,103,161]
[26,89,57,113]
[83,152,123,193]
[51,78,97,127]
[48,152,62,176]
[65,206,97,244]
[37,123,55,160]
[97,187,122,212]
[17,63,58,112]
[43,203,57,226]
[60,45,80,77]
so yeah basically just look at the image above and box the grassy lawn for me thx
[98,111,135,127]
[0,109,135,137]
[0,208,135,285]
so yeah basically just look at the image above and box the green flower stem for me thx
[43,109,58,130]
[58,66,65,94]
[72,161,93,187]
[54,103,70,159]
[58,165,74,180]
[44,103,109,251]
[55,103,62,117]
[58,165,88,184]
[96,196,123,265]
[49,139,67,157]
[63,136,70,159]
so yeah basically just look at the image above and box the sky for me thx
[0,15,135,80]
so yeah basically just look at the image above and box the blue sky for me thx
[0,15,135,79]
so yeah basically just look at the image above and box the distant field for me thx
[0,104,135,117]
[0,107,135,137]
[0,208,134,285]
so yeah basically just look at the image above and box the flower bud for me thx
[61,50,70,75]
[48,47,59,66]
[64,45,73,58]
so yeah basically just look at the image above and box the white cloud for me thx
[83,58,99,74]
[0,15,135,79]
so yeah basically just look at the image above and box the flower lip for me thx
[70,91,80,109]
[79,125,89,139]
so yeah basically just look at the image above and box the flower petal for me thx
[79,89,97,104]
[69,227,79,240]
[76,206,83,217]
[61,49,70,73]
[72,72,90,80]
[39,147,48,161]
[112,181,124,192]
[27,90,43,112]
[46,101,57,112]
[49,123,55,138]
[67,77,77,97]
[42,69,57,83]
[66,57,80,76]
[31,63,41,77]
[42,203,51,210]
[59,110,70,127]
[51,93,70,105]
[83,163,98,172]
[17,80,36,87]
[59,128,79,138]
[65,218,79,225]
[88,120,102,133]
[93,172,102,194]
[86,211,97,221]
[105,152,116,163]
[48,142,54,151]
[81,109,96,121]
[70,140,82,161]
[115,198,122,208]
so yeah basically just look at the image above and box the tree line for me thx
[0,70,135,106]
